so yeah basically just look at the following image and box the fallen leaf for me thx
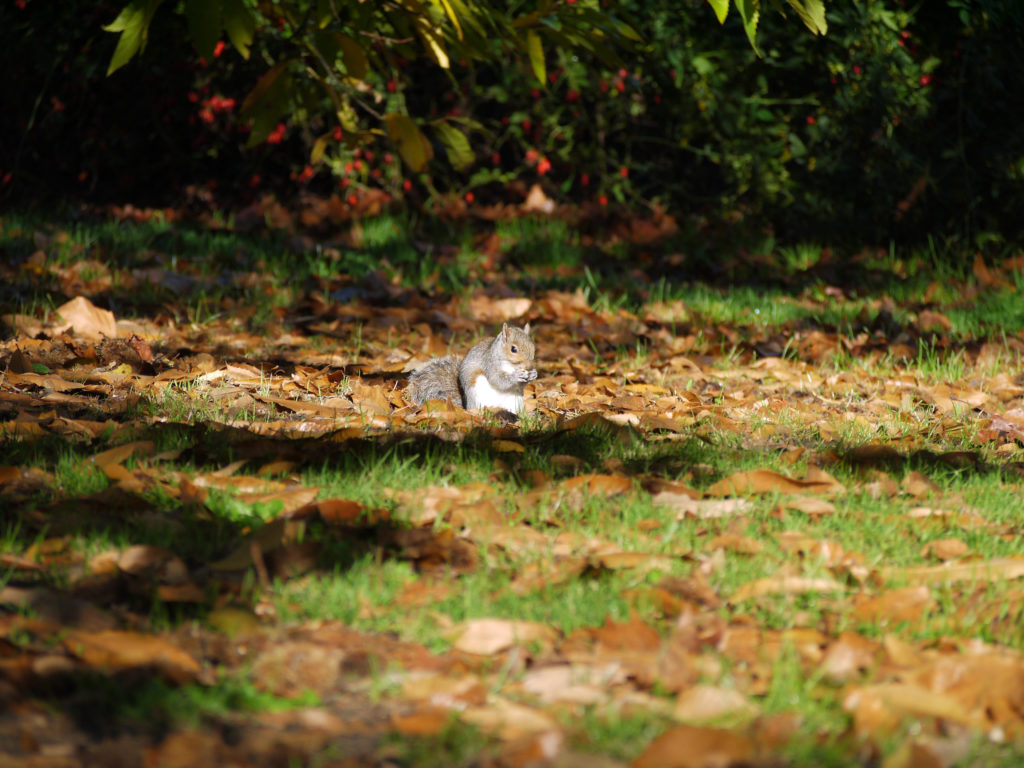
[632,724,755,768]
[561,474,633,497]
[673,685,760,724]
[920,538,970,561]
[730,575,847,603]
[62,629,200,683]
[53,296,117,340]
[448,619,557,655]
[880,557,1024,585]
[707,468,843,497]
[853,586,934,624]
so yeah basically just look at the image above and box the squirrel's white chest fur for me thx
[465,363,525,413]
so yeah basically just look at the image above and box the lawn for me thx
[3,207,1024,767]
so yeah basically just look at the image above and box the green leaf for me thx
[338,35,370,79]
[525,30,545,85]
[433,122,473,171]
[735,0,761,54]
[707,0,730,24]
[385,114,433,172]
[241,62,291,116]
[103,0,164,75]
[223,0,255,59]
[185,0,222,60]
[241,62,295,147]
[785,0,827,35]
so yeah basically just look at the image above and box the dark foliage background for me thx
[2,0,1021,247]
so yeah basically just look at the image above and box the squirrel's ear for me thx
[501,322,509,340]
[523,322,531,335]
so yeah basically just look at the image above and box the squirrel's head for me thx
[498,322,536,368]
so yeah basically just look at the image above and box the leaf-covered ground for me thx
[3,207,1024,767]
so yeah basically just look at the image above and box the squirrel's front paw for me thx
[518,369,538,383]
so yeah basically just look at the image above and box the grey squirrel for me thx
[408,324,537,414]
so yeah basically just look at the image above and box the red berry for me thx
[465,191,475,204]
[402,179,412,192]
[806,116,816,125]
[537,157,552,175]
[580,173,589,187]
[920,74,931,86]
[619,166,629,179]
[348,193,358,206]
[213,40,226,58]
[598,195,608,206]
[333,126,343,141]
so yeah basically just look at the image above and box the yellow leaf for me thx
[414,15,449,69]
[525,30,545,85]
[385,113,434,172]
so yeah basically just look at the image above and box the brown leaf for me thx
[781,497,836,517]
[391,708,452,736]
[460,697,559,740]
[920,538,970,561]
[673,685,760,725]
[52,296,117,340]
[901,471,939,498]
[730,575,847,603]
[632,724,754,768]
[707,468,843,497]
[843,683,975,735]
[468,296,533,322]
[853,586,934,624]
[708,534,764,555]
[560,473,633,497]
[448,619,558,655]
[62,629,200,683]
[819,632,880,683]
[653,494,753,518]
[89,440,156,470]
[880,557,1024,585]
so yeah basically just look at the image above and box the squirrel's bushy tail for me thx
[407,356,462,405]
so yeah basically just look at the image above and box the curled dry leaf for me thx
[901,471,940,498]
[460,696,560,740]
[673,685,760,725]
[448,619,558,656]
[62,629,200,684]
[730,575,848,604]
[880,557,1024,585]
[707,467,843,497]
[843,682,976,735]
[653,494,753,519]
[560,473,633,497]
[632,723,755,768]
[920,538,971,561]
[853,586,935,624]
[53,296,117,340]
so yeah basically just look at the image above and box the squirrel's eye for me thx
[510,345,518,354]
